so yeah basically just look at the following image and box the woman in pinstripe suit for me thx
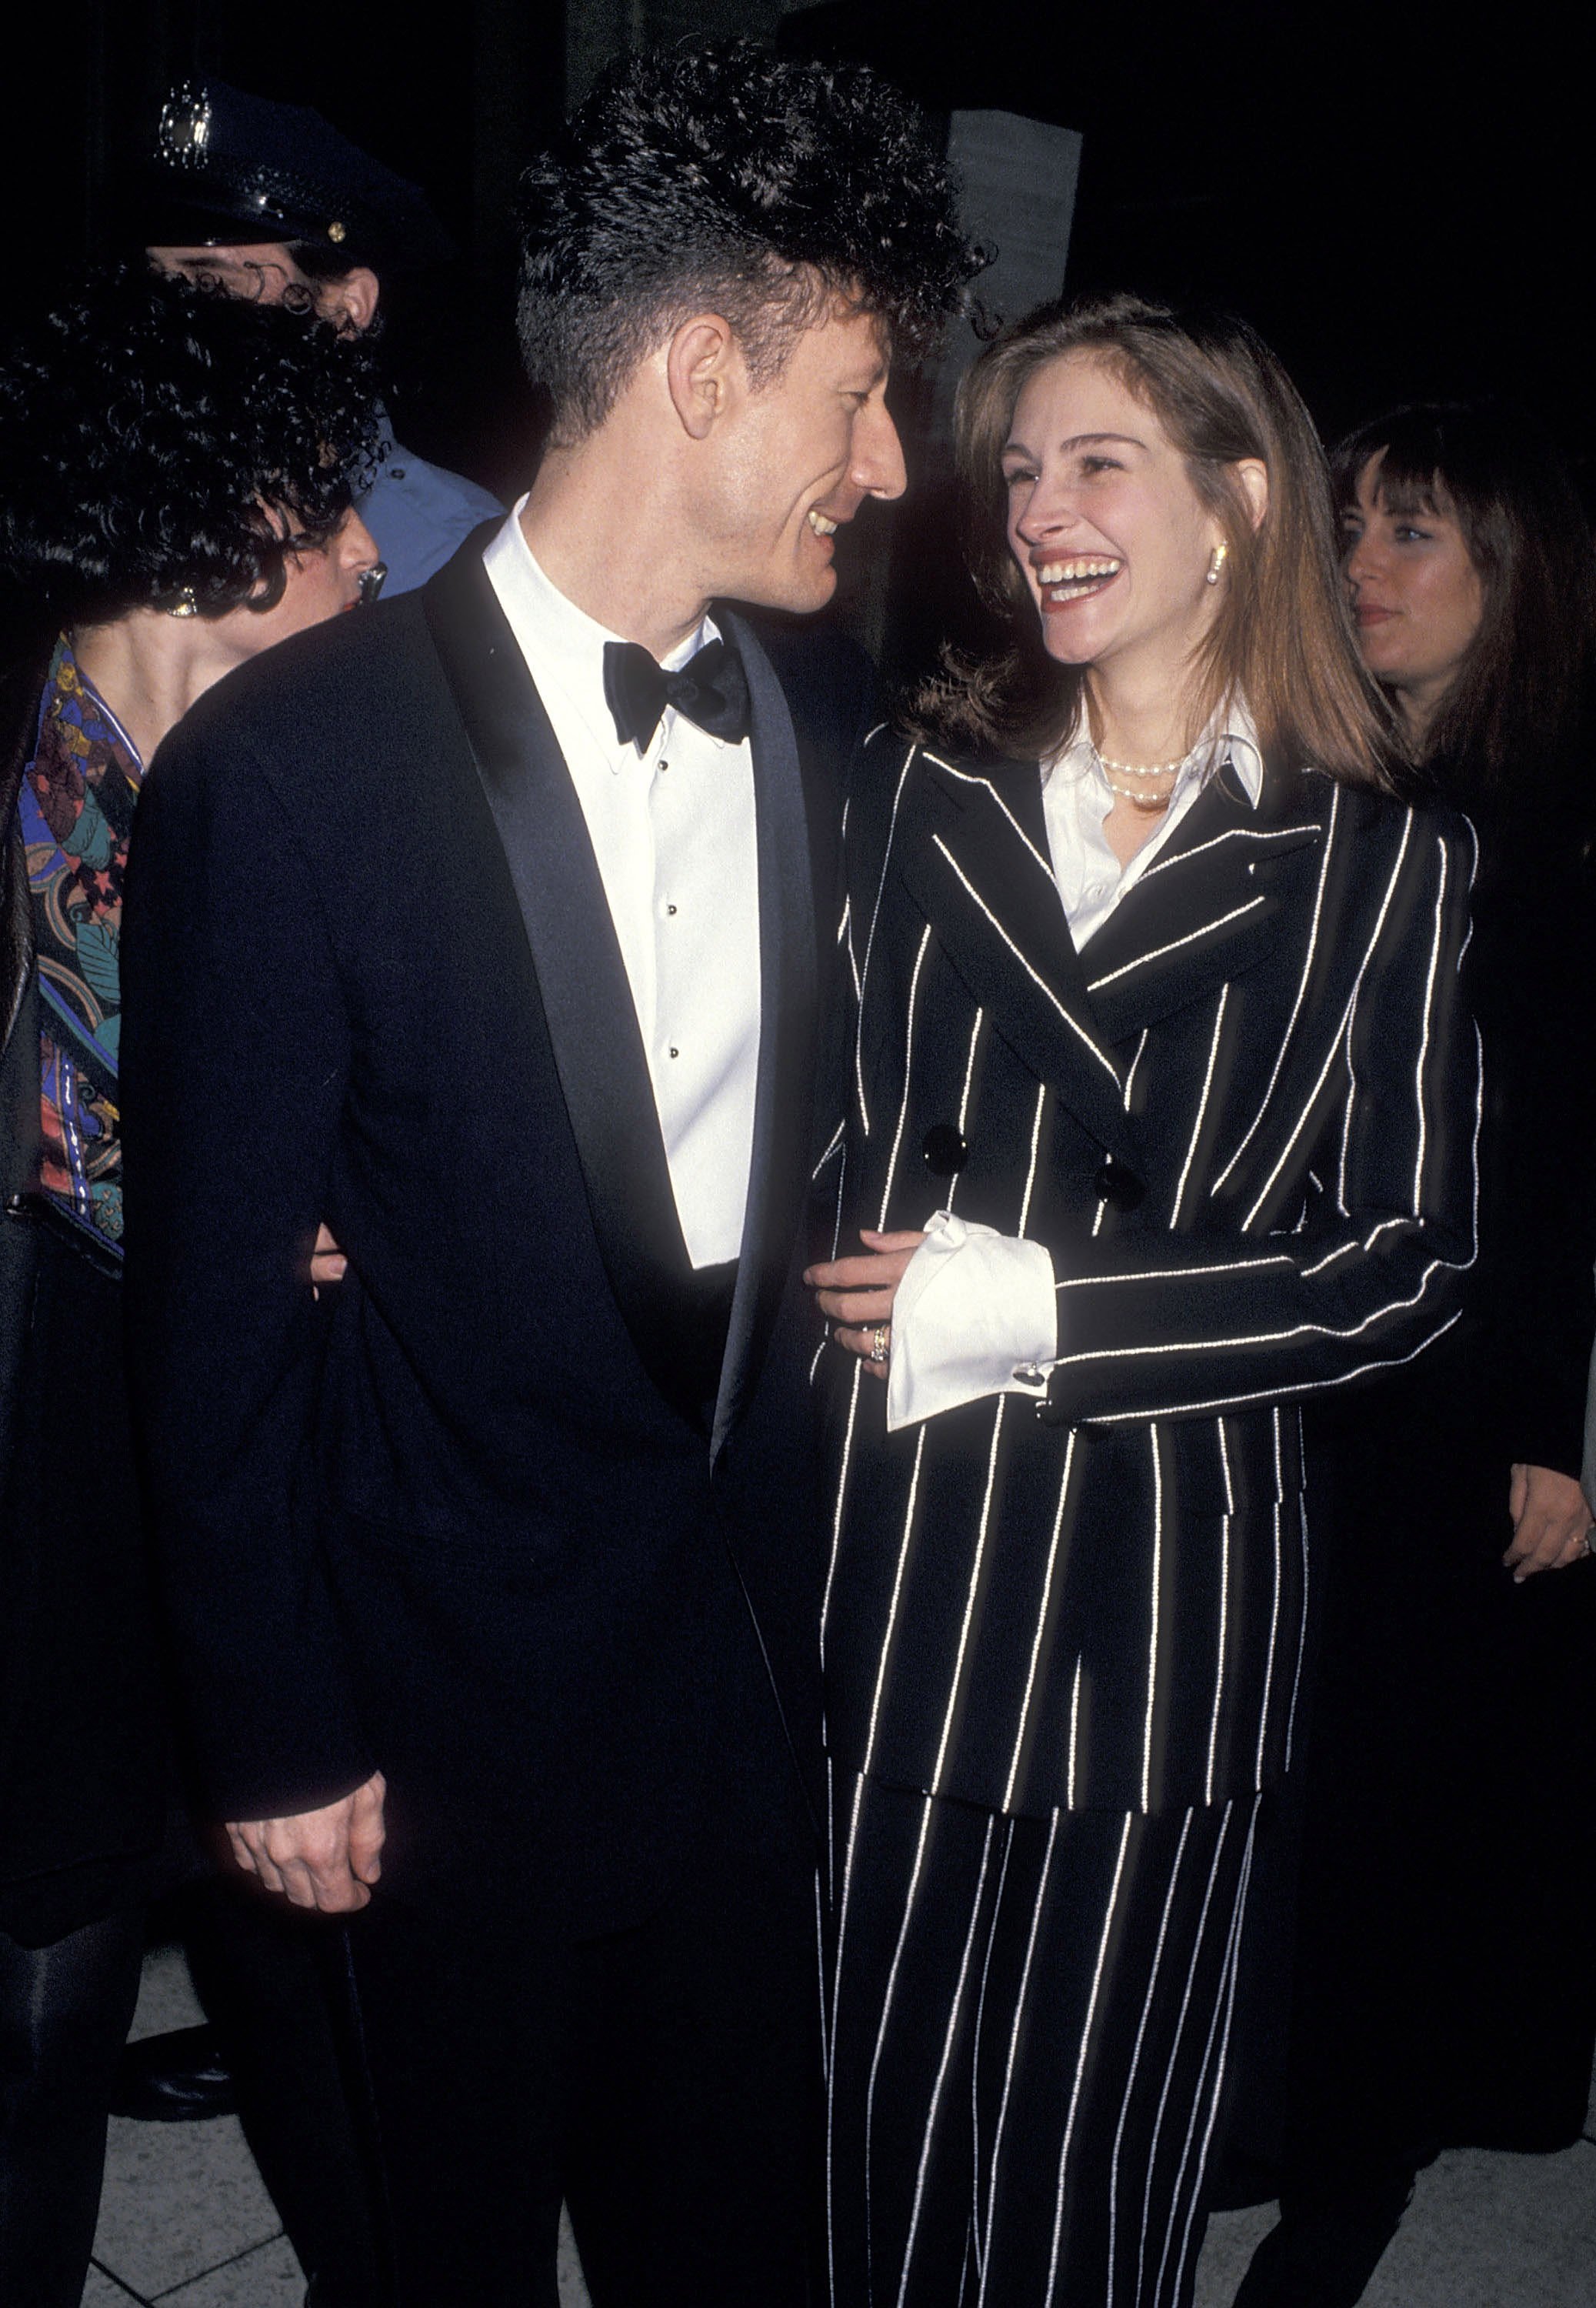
[807,296,1482,2308]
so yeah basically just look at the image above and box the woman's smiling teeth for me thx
[1036,555,1121,601]
[807,509,839,537]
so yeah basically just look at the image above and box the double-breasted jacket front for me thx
[818,731,1480,1820]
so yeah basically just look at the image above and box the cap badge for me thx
[158,84,212,170]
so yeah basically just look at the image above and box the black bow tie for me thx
[602,636,751,752]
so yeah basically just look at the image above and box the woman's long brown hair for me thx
[909,292,1393,789]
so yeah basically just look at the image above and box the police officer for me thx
[144,80,501,594]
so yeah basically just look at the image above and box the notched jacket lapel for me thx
[1079,759,1325,1043]
[421,541,702,1426]
[897,753,1139,1166]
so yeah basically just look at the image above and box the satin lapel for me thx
[421,543,699,1422]
[898,754,1138,1165]
[1078,760,1326,1043]
[708,610,816,1463]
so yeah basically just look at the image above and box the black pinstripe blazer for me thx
[818,731,1480,1819]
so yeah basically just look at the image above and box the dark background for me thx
[5,0,1586,562]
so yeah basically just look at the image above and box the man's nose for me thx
[855,402,908,503]
[343,512,381,569]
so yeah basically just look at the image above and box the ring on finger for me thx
[868,1324,890,1364]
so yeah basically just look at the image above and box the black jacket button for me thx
[922,1124,968,1178]
[1093,1159,1145,1212]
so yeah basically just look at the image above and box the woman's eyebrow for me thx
[1001,430,1147,457]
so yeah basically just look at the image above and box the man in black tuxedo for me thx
[119,42,975,2308]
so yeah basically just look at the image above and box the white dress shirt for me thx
[482,501,761,1270]
[887,705,1264,1430]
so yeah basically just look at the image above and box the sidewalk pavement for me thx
[84,1944,1596,2305]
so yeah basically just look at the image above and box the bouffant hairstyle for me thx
[1332,402,1596,815]
[0,265,382,626]
[516,41,981,443]
[912,292,1391,789]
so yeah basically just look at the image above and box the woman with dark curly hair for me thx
[0,263,380,2306]
[1233,404,1596,2308]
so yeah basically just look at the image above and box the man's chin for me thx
[735,565,838,618]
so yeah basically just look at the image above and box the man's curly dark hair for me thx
[0,265,382,626]
[517,42,983,442]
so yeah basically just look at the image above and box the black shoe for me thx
[111,2021,238,2121]
[1231,2166,1416,2308]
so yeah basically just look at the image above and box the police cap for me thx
[142,80,452,271]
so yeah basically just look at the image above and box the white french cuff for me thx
[885,1210,1058,1433]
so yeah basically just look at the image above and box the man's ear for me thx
[1234,456,1270,532]
[665,313,740,442]
[315,266,380,335]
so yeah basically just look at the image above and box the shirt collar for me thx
[1051,695,1264,810]
[482,496,716,766]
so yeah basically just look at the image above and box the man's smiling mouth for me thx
[808,509,840,537]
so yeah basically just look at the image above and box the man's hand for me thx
[225,1770,386,1912]
[805,1229,926,1379]
[1504,1463,1593,1582]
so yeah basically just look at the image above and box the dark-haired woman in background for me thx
[1234,404,1596,2308]
[0,265,380,2306]
[808,299,1480,2308]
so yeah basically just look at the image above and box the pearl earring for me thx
[1205,542,1228,586]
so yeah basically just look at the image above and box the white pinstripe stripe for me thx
[1171,985,1230,1229]
[1211,783,1341,1192]
[1086,896,1268,992]
[1055,1251,1293,1293]
[1243,809,1412,1230]
[862,1794,937,2283]
[920,755,1058,884]
[1066,1654,1083,1811]
[930,1398,1009,1793]
[1298,1238,1358,1277]
[855,745,918,1136]
[1166,1807,1259,2308]
[812,1118,846,1179]
[946,1009,985,1217]
[1123,1026,1151,1112]
[1105,1810,1194,2307]
[1138,820,1324,884]
[1093,1305,1464,1424]
[1018,1082,1048,1235]
[825,1772,868,2303]
[1253,1411,1284,1790]
[976,1806,1061,2296]
[1000,1431,1078,1811]
[1411,832,1450,1213]
[1281,1409,1311,1773]
[878,924,935,1229]
[968,1823,1015,2283]
[1041,1813,1135,2308]
[860,1424,930,1774]
[931,836,1122,1089]
[1141,1426,1165,1813]
[1154,1801,1258,2308]
[1335,1034,1357,1212]
[820,1358,864,1666]
[895,1816,998,2308]
[1134,1805,1234,2307]
[1048,1254,1463,1375]
[1204,1421,1235,1806]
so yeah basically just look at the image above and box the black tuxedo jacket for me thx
[818,733,1481,1819]
[120,539,870,1922]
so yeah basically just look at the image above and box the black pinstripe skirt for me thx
[825,1769,1259,2308]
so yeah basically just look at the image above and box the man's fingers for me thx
[837,1326,890,1379]
[815,1286,898,1327]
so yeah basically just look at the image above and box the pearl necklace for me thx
[1092,746,1184,815]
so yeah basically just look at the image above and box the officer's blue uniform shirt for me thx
[360,413,503,595]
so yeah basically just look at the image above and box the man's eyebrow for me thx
[1001,430,1148,458]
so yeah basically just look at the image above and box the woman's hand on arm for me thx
[805,1229,927,1379]
[1504,1463,1594,1580]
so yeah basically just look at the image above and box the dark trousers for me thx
[335,1732,823,2306]
[0,1909,144,2308]
[825,1771,1260,2308]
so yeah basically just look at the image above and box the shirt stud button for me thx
[668,1047,679,1059]
[666,903,678,916]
